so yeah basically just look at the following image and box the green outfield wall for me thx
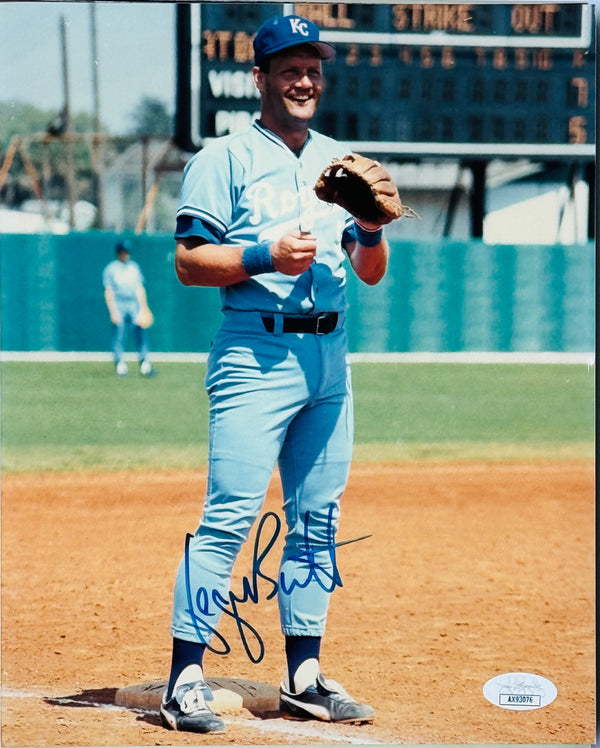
[1,233,594,353]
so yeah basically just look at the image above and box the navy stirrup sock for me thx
[167,638,207,699]
[285,635,321,691]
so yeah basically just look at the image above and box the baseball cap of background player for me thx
[115,240,132,255]
[253,15,335,67]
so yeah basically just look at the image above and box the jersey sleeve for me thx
[341,215,357,249]
[341,224,356,248]
[134,262,145,286]
[174,215,223,243]
[102,264,113,289]
[176,141,240,241]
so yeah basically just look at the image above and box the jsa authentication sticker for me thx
[483,672,558,711]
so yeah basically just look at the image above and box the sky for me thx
[0,2,176,135]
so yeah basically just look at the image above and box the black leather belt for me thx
[261,312,339,335]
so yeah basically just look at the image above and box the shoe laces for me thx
[317,674,354,702]
[175,681,211,715]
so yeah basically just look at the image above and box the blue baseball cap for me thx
[116,240,132,254]
[253,15,335,67]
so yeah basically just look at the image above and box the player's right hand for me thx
[270,231,317,276]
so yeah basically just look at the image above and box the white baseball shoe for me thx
[160,680,225,733]
[280,673,375,723]
[139,360,155,377]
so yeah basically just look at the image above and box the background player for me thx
[102,240,155,377]
[161,15,393,734]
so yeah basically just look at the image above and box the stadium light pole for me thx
[60,15,76,229]
[90,3,105,228]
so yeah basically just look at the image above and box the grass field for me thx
[1,361,594,472]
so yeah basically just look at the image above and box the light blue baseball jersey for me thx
[176,121,355,315]
[103,259,144,305]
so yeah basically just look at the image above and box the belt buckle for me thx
[315,314,328,335]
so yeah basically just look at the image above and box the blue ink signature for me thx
[183,504,370,663]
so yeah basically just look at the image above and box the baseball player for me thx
[162,15,391,733]
[102,240,154,377]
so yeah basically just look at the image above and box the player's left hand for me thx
[135,306,154,329]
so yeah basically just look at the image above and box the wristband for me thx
[354,221,383,247]
[242,243,274,276]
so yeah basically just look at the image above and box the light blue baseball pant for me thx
[170,310,353,645]
[111,301,149,364]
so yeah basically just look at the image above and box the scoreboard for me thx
[175,3,595,159]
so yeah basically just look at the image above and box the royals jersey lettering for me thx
[176,121,354,314]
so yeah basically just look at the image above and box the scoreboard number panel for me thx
[176,3,595,159]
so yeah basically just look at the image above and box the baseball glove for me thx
[314,153,419,225]
[135,306,154,329]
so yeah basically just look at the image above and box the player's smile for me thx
[286,85,317,113]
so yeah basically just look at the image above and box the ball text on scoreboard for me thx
[197,3,594,147]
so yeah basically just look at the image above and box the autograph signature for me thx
[183,504,370,662]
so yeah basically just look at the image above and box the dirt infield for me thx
[1,461,595,746]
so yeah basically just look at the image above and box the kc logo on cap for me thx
[253,15,335,66]
[289,17,310,36]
